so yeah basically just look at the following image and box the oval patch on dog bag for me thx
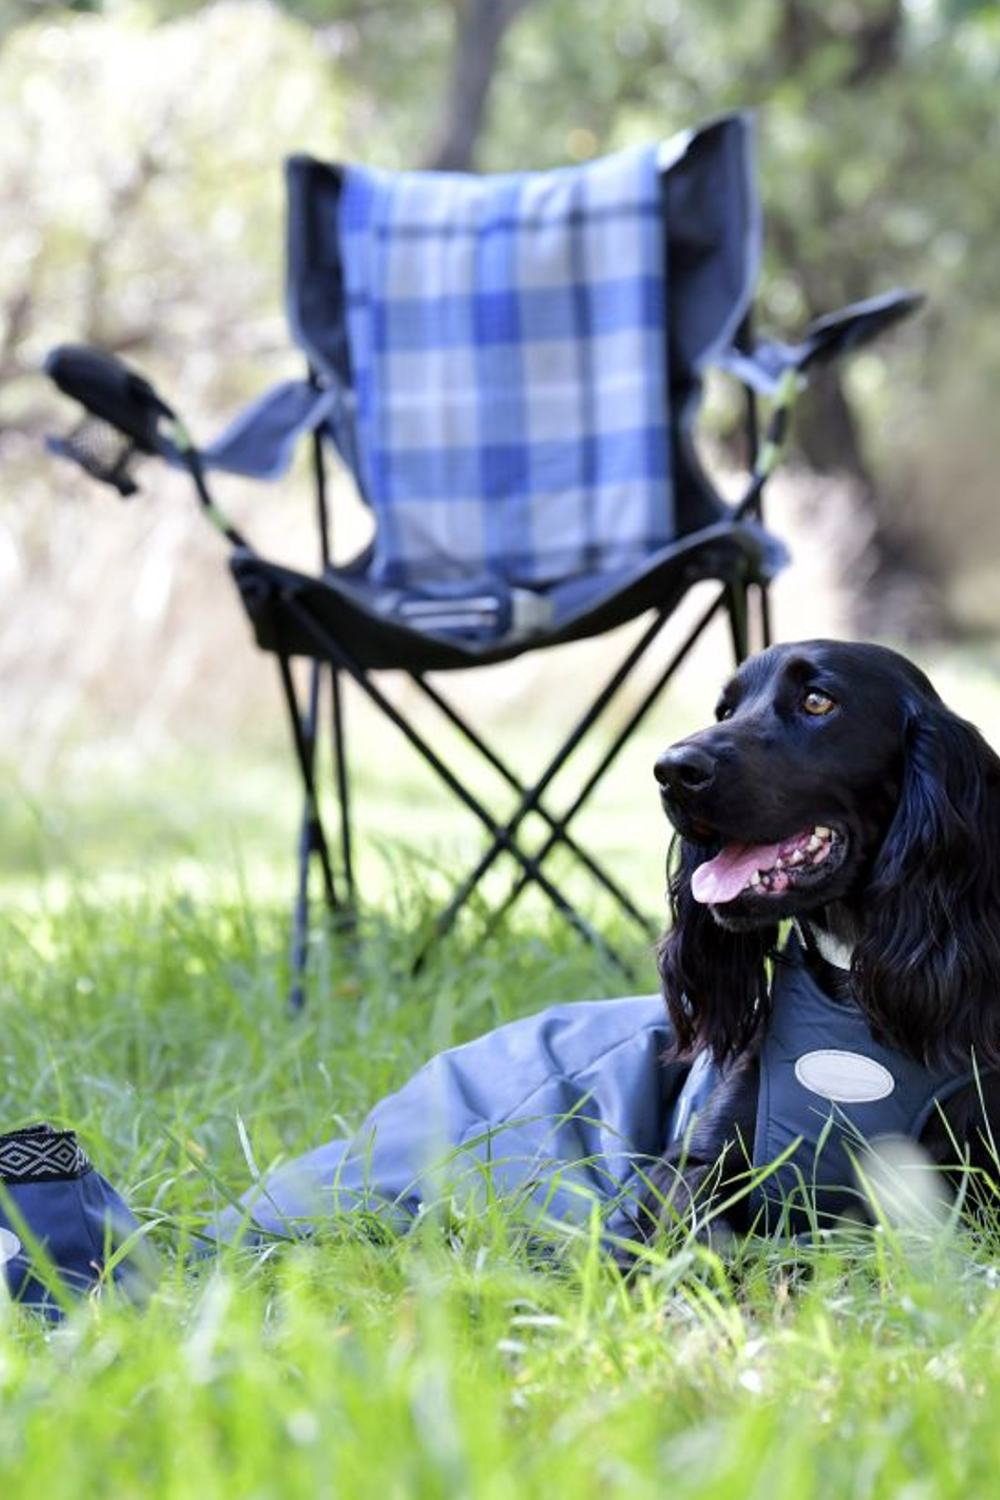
[0,1228,21,1266]
[794,1050,896,1104]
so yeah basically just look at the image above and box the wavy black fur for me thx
[854,703,1000,1067]
[658,838,778,1063]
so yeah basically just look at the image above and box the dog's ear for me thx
[856,703,1000,1065]
[658,835,778,1064]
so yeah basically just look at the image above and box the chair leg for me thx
[290,809,312,1015]
[482,587,728,938]
[275,582,727,983]
[410,610,670,960]
[279,593,634,977]
[414,673,656,940]
[274,651,341,1012]
[758,578,773,650]
[425,586,726,958]
[330,666,357,919]
[299,661,339,916]
[725,577,750,663]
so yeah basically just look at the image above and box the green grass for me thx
[5,765,1000,1497]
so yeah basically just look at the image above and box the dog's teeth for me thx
[806,834,822,851]
[774,857,786,869]
[788,850,805,865]
[749,871,762,887]
[815,825,832,839]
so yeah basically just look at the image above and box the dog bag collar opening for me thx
[796,918,854,972]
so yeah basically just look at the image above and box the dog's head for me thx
[656,640,1000,1066]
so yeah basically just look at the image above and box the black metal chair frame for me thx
[263,363,784,1008]
[43,128,921,1012]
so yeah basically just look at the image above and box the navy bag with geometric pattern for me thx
[0,1124,144,1317]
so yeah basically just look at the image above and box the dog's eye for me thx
[803,689,836,717]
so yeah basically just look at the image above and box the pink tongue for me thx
[691,841,783,905]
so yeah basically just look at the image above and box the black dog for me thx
[646,639,1000,1235]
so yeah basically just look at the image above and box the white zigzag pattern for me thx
[0,1129,90,1182]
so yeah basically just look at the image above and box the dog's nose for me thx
[654,744,716,796]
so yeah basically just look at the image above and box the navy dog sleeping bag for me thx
[212,994,684,1248]
[212,935,977,1247]
[5,937,981,1306]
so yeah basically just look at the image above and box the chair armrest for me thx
[44,344,178,495]
[45,344,176,446]
[797,288,925,370]
[718,288,924,396]
[45,342,342,495]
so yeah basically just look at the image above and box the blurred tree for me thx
[2,0,99,41]
[0,6,342,427]
[5,0,1000,635]
[425,0,533,169]
[482,0,1000,632]
[252,0,533,168]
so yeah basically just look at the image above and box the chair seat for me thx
[229,518,786,673]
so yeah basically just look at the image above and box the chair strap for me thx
[164,379,346,482]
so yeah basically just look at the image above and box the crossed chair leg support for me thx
[272,575,769,1011]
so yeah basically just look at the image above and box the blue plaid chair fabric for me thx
[338,145,672,590]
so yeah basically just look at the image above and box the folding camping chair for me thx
[44,113,921,1009]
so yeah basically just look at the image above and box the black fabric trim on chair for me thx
[230,520,778,672]
[0,1124,92,1184]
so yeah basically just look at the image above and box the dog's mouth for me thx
[691,824,845,906]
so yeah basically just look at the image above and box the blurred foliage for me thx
[1,4,343,416]
[3,0,1000,651]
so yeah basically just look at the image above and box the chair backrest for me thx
[285,114,760,591]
